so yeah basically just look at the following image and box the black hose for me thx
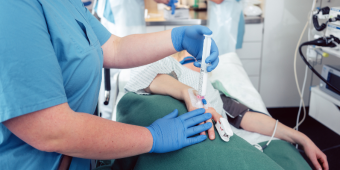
[312,7,331,31]
[103,68,111,105]
[312,15,327,31]
[299,42,340,94]
[104,68,111,91]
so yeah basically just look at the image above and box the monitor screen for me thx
[326,72,340,95]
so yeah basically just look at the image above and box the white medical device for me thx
[198,34,212,97]
[329,7,340,26]
[215,118,234,142]
[326,23,340,41]
[299,3,340,140]
[320,65,340,100]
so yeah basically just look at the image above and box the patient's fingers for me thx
[186,122,212,137]
[206,119,215,140]
[198,122,206,135]
[179,108,205,121]
[309,154,322,170]
[320,157,329,170]
[185,135,207,147]
[211,111,223,122]
[318,152,329,170]
[184,113,212,128]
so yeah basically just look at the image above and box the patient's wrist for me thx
[183,88,206,112]
[293,131,309,146]
[181,88,196,111]
[180,87,191,100]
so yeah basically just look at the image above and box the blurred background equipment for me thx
[93,0,147,120]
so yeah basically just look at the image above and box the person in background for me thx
[208,0,245,54]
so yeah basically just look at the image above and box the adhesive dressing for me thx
[188,88,210,109]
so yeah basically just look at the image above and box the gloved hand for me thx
[171,25,219,72]
[167,0,178,15]
[147,108,212,153]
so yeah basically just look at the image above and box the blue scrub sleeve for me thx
[0,1,67,122]
[85,6,112,46]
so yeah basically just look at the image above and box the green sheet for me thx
[113,92,311,170]
[212,80,232,97]
[259,140,311,170]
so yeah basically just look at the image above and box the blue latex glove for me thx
[167,0,178,15]
[171,25,219,72]
[179,56,196,65]
[147,108,212,153]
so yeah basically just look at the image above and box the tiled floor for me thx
[268,107,340,170]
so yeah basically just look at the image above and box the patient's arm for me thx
[145,74,221,140]
[145,74,190,101]
[240,112,328,170]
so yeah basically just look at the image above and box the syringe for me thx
[198,35,212,99]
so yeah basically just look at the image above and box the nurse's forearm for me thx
[3,103,153,159]
[102,30,177,68]
[55,110,153,159]
[240,112,309,146]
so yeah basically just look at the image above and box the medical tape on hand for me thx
[215,117,234,142]
[188,88,210,109]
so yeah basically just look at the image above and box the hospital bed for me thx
[109,52,277,145]
[97,52,311,170]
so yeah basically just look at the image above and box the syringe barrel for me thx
[201,35,212,72]
[198,34,212,96]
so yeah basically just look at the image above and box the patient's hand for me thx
[302,139,328,170]
[199,108,222,140]
[182,89,222,140]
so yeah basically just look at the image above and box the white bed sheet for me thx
[112,53,278,145]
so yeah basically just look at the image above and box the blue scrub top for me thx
[0,0,111,169]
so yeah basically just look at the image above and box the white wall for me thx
[260,0,340,108]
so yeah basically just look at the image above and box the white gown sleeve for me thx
[125,57,182,94]
[125,57,225,117]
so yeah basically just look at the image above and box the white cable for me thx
[296,65,309,132]
[293,0,317,130]
[293,22,308,130]
[266,120,279,146]
[260,120,279,150]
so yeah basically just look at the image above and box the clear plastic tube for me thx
[198,35,212,97]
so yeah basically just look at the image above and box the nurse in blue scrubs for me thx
[0,1,219,169]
